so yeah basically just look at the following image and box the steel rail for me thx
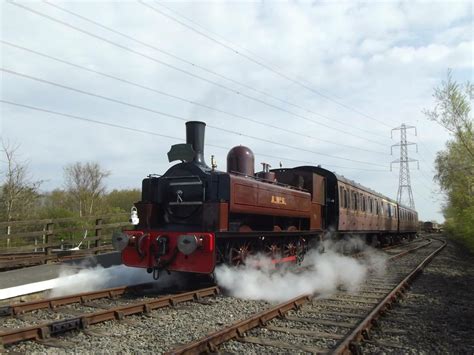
[0,283,155,317]
[332,238,446,354]
[167,239,442,355]
[387,239,432,261]
[381,236,423,251]
[166,294,312,354]
[0,286,219,346]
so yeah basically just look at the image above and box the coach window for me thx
[339,187,344,207]
[388,204,391,218]
[345,190,349,208]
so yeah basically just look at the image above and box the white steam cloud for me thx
[215,237,387,302]
[49,264,158,297]
[0,262,182,300]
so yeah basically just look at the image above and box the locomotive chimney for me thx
[186,121,207,167]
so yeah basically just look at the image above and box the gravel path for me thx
[361,235,474,353]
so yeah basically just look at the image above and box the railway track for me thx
[0,237,444,353]
[0,283,158,316]
[167,238,445,354]
[0,286,220,347]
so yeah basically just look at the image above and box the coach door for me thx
[311,174,326,229]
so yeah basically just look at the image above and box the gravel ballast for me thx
[361,235,474,353]
[4,295,271,354]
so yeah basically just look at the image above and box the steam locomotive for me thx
[112,121,418,278]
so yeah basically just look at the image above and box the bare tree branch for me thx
[0,139,42,222]
[64,162,110,217]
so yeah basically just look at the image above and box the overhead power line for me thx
[44,0,389,141]
[8,0,388,147]
[142,0,396,129]
[0,99,389,173]
[1,40,389,157]
[1,67,389,168]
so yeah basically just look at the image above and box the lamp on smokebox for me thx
[130,206,139,225]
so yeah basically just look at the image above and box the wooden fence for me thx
[0,213,131,268]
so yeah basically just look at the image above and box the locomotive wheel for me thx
[284,242,297,257]
[266,243,281,259]
[296,238,307,264]
[228,242,252,266]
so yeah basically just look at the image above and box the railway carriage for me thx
[113,121,418,277]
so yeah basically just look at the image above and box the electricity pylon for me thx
[391,124,419,209]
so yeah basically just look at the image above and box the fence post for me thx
[94,219,102,254]
[6,225,11,249]
[44,222,54,264]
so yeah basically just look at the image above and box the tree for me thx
[424,69,474,159]
[0,140,42,223]
[36,189,76,219]
[424,70,474,251]
[104,189,141,213]
[64,162,110,217]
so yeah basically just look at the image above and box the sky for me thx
[0,0,472,223]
